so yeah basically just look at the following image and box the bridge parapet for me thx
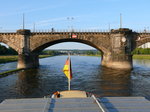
[17,29,31,35]
[30,32,110,37]
[138,33,150,37]
[0,33,16,35]
[31,29,110,33]
[111,28,132,34]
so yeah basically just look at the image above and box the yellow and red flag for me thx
[63,57,72,80]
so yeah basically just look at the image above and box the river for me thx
[0,56,150,102]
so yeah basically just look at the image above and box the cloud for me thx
[32,15,80,27]
[0,4,65,17]
[36,17,67,25]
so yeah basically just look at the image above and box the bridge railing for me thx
[31,29,110,33]
[0,29,110,33]
[1,29,150,34]
[134,30,150,33]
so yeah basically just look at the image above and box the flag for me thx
[63,57,72,80]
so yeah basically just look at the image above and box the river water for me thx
[0,56,150,102]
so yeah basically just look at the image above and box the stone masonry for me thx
[0,28,150,70]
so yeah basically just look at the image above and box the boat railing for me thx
[92,95,105,112]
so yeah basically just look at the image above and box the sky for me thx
[0,0,150,49]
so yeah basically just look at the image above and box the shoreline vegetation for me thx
[133,55,150,59]
[0,55,52,64]
[0,54,150,64]
[0,69,23,77]
[85,54,150,59]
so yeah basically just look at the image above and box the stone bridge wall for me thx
[0,33,24,53]
[29,32,111,54]
[1,29,150,70]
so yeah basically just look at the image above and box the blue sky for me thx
[0,0,150,49]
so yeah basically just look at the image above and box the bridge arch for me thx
[135,37,150,49]
[0,40,18,53]
[31,38,111,55]
[0,34,22,53]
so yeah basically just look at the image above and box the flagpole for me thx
[68,53,71,91]
[68,78,70,90]
[23,13,25,30]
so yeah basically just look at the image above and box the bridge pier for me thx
[16,29,39,69]
[101,28,134,70]
[17,53,39,69]
[101,53,133,69]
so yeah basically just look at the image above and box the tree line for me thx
[42,49,101,55]
[0,44,17,55]
[132,48,150,54]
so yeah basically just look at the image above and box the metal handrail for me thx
[92,95,105,112]
[43,98,51,112]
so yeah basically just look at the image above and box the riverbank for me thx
[0,55,51,64]
[0,68,24,78]
[133,55,150,59]
[82,54,150,59]
[0,55,150,64]
[0,55,52,77]
[80,54,101,57]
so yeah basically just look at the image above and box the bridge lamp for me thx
[137,37,141,41]
[121,37,126,42]
[67,17,74,31]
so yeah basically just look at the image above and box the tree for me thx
[0,44,17,55]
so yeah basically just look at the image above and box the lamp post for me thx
[33,23,35,32]
[22,13,25,30]
[144,27,149,33]
[108,23,110,32]
[120,13,122,29]
[67,17,74,32]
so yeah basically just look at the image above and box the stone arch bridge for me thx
[0,28,150,70]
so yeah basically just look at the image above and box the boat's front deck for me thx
[0,97,150,112]
[59,90,87,98]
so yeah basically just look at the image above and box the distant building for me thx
[139,42,150,48]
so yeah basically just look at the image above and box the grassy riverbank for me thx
[0,55,51,64]
[133,55,150,59]
[0,68,24,77]
[0,55,150,64]
[81,54,101,57]
[0,56,18,63]
[82,54,150,59]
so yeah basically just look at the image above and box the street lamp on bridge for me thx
[67,17,74,32]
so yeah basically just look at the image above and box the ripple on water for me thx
[0,56,150,102]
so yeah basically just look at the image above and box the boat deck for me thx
[0,97,150,112]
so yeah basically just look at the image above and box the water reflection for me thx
[134,59,150,68]
[100,67,131,96]
[15,69,40,97]
[0,56,150,102]
[0,62,17,73]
